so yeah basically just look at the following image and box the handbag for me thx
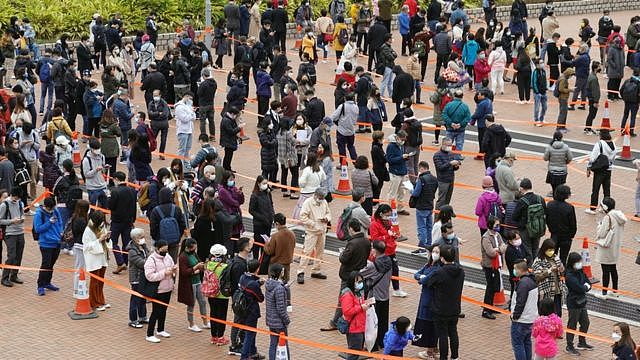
[336,315,350,334]
[139,258,160,298]
[14,167,31,185]
[595,216,615,248]
[589,142,609,172]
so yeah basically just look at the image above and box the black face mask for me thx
[172,168,180,173]
[158,250,168,257]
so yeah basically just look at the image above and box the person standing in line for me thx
[426,244,464,360]
[543,130,572,197]
[532,239,565,317]
[442,88,471,158]
[228,238,251,355]
[197,68,217,142]
[378,34,397,99]
[386,131,411,215]
[109,171,138,275]
[475,176,502,236]
[82,210,111,311]
[331,92,359,163]
[219,107,244,172]
[619,69,640,137]
[597,10,613,70]
[584,61,602,135]
[0,188,23,288]
[340,270,375,360]
[265,263,291,359]
[127,228,150,328]
[402,110,423,183]
[611,322,637,359]
[495,151,519,204]
[555,68,574,132]
[370,130,390,203]
[606,35,625,101]
[470,90,492,160]
[413,244,441,359]
[360,240,392,352]
[531,297,563,360]
[144,239,178,343]
[433,138,461,209]
[564,252,594,355]
[488,40,506,95]
[585,130,617,214]
[249,175,275,260]
[70,200,89,291]
[34,196,64,296]
[479,216,506,320]
[205,244,231,345]
[370,204,407,298]
[595,197,627,297]
[567,44,590,111]
[263,213,296,283]
[545,184,577,266]
[510,260,539,360]
[177,238,209,333]
[296,188,331,284]
[238,259,265,360]
[411,161,438,255]
[531,58,548,127]
[512,178,546,257]
[174,92,196,171]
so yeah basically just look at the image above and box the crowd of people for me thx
[0,0,639,359]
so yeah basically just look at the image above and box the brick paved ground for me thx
[2,9,640,359]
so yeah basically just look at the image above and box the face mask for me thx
[267,123,274,130]
[158,250,168,257]
[612,333,622,342]
[138,238,146,245]
[296,119,304,126]
[545,250,555,258]
[172,167,180,173]
[208,174,216,181]
[163,178,170,186]
[185,99,193,107]
[479,54,485,59]
[493,224,500,232]
[227,180,235,187]
[92,149,101,155]
[259,183,268,191]
[307,32,313,37]
[16,126,22,131]
[342,84,348,89]
[413,53,419,59]
[512,268,519,277]
[432,253,440,262]
[574,262,583,270]
[444,146,452,152]
[512,238,522,247]
[355,282,364,291]
[114,49,120,55]
[153,96,161,101]
[381,215,390,221]
[446,233,455,240]
[397,140,405,146]
[288,72,294,77]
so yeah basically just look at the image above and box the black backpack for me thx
[218,258,234,297]
[232,285,256,318]
[621,79,640,103]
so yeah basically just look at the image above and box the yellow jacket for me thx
[333,22,349,51]
[349,4,361,24]
[302,35,316,60]
[47,116,73,141]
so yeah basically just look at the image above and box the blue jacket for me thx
[113,98,134,131]
[240,6,250,35]
[385,138,407,176]
[470,98,493,129]
[433,149,456,183]
[83,89,104,119]
[449,8,468,26]
[383,321,415,355]
[442,98,471,131]
[238,273,265,319]
[415,263,440,320]
[461,40,479,66]
[255,70,274,97]
[570,53,590,79]
[399,13,410,35]
[34,207,64,248]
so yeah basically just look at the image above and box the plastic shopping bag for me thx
[364,305,379,351]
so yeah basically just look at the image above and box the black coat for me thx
[414,171,438,211]
[338,232,371,281]
[271,8,288,33]
[249,190,275,228]
[197,78,217,107]
[481,124,511,158]
[141,71,167,103]
[220,113,240,150]
[545,200,577,240]
[371,141,390,182]
[172,58,191,85]
[270,54,288,82]
[392,71,414,103]
[108,184,138,224]
[368,21,388,49]
[565,269,589,309]
[149,188,187,241]
[76,44,93,73]
[426,263,465,317]
[303,97,325,129]
[259,129,278,170]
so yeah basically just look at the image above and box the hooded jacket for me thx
[426,262,464,317]
[570,52,590,79]
[488,47,506,70]
[588,139,617,171]
[339,232,371,281]
[220,112,241,150]
[557,68,574,100]
[415,263,439,320]
[475,189,502,230]
[145,251,175,294]
[360,253,392,301]
[543,140,572,174]
[239,272,264,319]
[510,273,538,323]
[331,100,359,136]
[249,188,274,229]
[495,160,519,203]
[565,268,590,310]
[383,321,415,355]
[391,68,414,102]
[545,199,577,240]
[482,124,511,159]
[255,69,274,97]
[265,278,290,329]
[259,129,278,170]
[532,313,563,358]
[442,98,471,131]
[34,207,64,248]
[82,149,107,191]
[607,41,625,79]
[595,210,628,265]
[385,134,407,176]
[149,187,187,242]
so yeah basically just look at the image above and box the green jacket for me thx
[587,72,600,103]
[99,122,122,158]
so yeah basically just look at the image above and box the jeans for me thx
[111,222,132,266]
[511,322,533,360]
[566,307,590,346]
[539,42,547,64]
[269,327,289,360]
[585,100,598,130]
[336,132,357,162]
[88,189,107,209]
[177,133,193,170]
[152,125,168,154]
[346,332,365,360]
[590,170,611,208]
[621,102,639,134]
[533,94,547,123]
[321,156,334,193]
[436,181,453,209]
[446,130,465,157]
[490,68,505,94]
[187,283,208,324]
[571,76,588,107]
[199,105,216,138]
[147,291,172,336]
[416,209,433,247]
[434,316,459,360]
[129,283,148,322]
[380,67,394,98]
[557,98,568,129]
[37,246,60,287]
[241,315,259,358]
[39,80,54,113]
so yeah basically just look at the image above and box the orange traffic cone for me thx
[72,131,81,167]
[68,268,98,320]
[275,332,288,360]
[389,199,407,241]
[293,25,302,50]
[580,237,599,283]
[493,272,507,306]
[600,100,611,130]
[335,157,352,195]
[618,123,633,161]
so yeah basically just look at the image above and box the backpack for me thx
[201,262,223,297]
[39,61,52,83]
[338,28,349,46]
[336,205,355,240]
[62,218,74,246]
[232,285,255,318]
[154,206,181,245]
[79,149,93,181]
[488,200,505,222]
[138,181,152,210]
[218,263,234,297]
[51,119,70,142]
[414,40,427,58]
[521,196,546,238]
[241,46,252,64]
[66,183,83,209]
[621,79,640,103]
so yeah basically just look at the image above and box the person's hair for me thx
[372,240,386,254]
[519,178,532,190]
[550,130,563,144]
[434,205,454,223]
[581,18,590,26]
[396,130,408,139]
[237,237,251,253]
[613,322,637,350]
[537,238,556,260]
[274,213,286,226]
[180,237,197,254]
[486,216,497,230]
[71,199,89,221]
[467,33,475,41]
[553,184,571,202]
[344,270,362,293]
[372,130,385,143]
[88,137,101,150]
[155,239,168,250]
[199,199,218,221]
[374,203,392,220]
[440,244,455,262]
[88,210,105,232]
[354,155,369,170]
[130,227,144,241]
[384,33,392,42]
[100,108,117,125]
[13,94,26,112]
[599,129,612,140]
[345,92,355,101]
[336,15,345,23]
[247,258,260,273]
[503,229,517,242]
[113,171,126,182]
[43,196,56,209]
[395,316,411,335]
[221,170,235,186]
[613,25,621,32]
[351,188,364,203]
[565,37,575,46]
[592,61,601,72]
[440,222,453,234]
[348,218,361,232]
[514,259,528,272]
[418,161,429,170]
[170,158,184,179]
[538,297,555,316]
[269,263,284,279]
[601,197,615,212]
[199,133,209,143]
[252,175,266,193]
[566,252,582,271]
[305,152,320,172]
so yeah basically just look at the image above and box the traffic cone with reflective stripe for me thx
[335,157,352,195]
[293,25,302,50]
[600,100,611,130]
[580,237,599,283]
[618,123,633,161]
[72,132,80,167]
[493,272,507,306]
[389,199,407,241]
[68,268,98,320]
[275,332,288,360]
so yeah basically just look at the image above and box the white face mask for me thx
[153,96,161,101]
[163,178,171,186]
[432,253,440,262]
[92,149,101,155]
[512,238,522,247]
[612,332,622,342]
[138,238,146,245]
[267,123,274,130]
[574,262,583,270]
[296,119,304,126]
[259,183,268,191]
[208,174,216,181]
[342,84,348,89]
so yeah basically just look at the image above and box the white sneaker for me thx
[104,303,111,309]
[60,248,68,255]
[202,323,211,329]
[68,249,74,256]
[584,209,596,215]
[188,325,202,332]
[96,305,107,311]
[157,331,171,338]
[608,292,621,298]
[146,336,161,343]
[392,290,408,298]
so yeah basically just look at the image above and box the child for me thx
[504,230,531,296]
[53,135,72,172]
[383,316,416,356]
[532,297,563,360]
[39,143,62,191]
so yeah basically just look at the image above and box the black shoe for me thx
[297,272,305,284]
[458,312,466,318]
[310,273,327,279]
[320,321,338,331]
[228,346,242,356]
[576,342,594,351]
[10,276,23,284]
[568,106,576,111]
[1,279,13,287]
[565,346,580,356]
[481,312,496,320]
[578,106,586,110]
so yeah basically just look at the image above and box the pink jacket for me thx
[475,190,502,230]
[532,314,563,358]
[144,252,175,294]
[488,48,507,71]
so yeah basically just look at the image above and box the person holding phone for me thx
[177,238,209,333]
[34,196,64,296]
[0,187,26,288]
[82,210,112,311]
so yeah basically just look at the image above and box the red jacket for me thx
[473,58,491,83]
[339,72,357,88]
[369,218,397,256]
[340,289,366,333]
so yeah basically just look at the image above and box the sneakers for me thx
[576,342,594,351]
[418,351,434,359]
[37,287,45,296]
[25,210,35,216]
[1,279,13,287]
[68,249,74,256]
[297,272,305,284]
[188,325,202,332]
[96,305,107,311]
[212,336,230,345]
[584,208,596,215]
[565,345,580,356]
[112,264,127,274]
[139,317,149,324]
[146,336,161,343]
[432,139,439,145]
[129,321,143,328]
[392,290,408,297]
[45,283,60,291]
[228,346,242,356]
[310,272,327,279]
[481,311,496,320]
[157,331,171,338]
[202,322,211,329]
[411,248,427,256]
